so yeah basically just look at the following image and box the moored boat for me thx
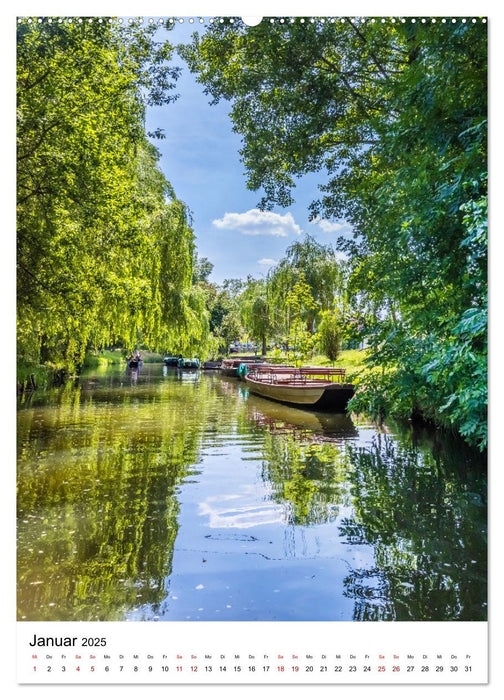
[127,353,143,368]
[202,360,222,370]
[164,356,180,366]
[245,365,354,411]
[177,357,200,369]
[220,357,266,378]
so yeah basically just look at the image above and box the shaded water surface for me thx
[17,364,487,622]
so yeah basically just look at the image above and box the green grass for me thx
[260,348,371,380]
[310,349,371,379]
[83,349,126,368]
[139,352,165,363]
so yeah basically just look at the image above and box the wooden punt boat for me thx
[245,365,354,411]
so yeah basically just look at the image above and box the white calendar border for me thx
[4,0,501,697]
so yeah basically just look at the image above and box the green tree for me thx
[283,273,319,365]
[222,278,245,297]
[318,307,343,363]
[202,282,242,354]
[192,254,214,284]
[17,19,206,380]
[267,235,344,334]
[239,277,274,355]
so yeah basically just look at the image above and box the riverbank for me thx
[17,349,166,392]
[82,349,165,367]
[309,349,370,378]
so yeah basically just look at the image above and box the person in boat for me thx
[135,350,141,361]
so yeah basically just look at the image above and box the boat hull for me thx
[202,361,221,370]
[245,376,354,411]
[310,383,355,411]
[220,368,239,377]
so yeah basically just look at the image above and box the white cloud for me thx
[213,209,301,237]
[257,258,277,266]
[311,217,352,234]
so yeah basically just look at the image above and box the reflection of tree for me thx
[17,373,236,621]
[18,370,487,623]
[340,434,487,621]
[260,433,349,525]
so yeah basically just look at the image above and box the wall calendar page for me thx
[17,621,487,683]
[11,0,492,695]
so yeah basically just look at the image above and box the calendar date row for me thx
[33,663,474,674]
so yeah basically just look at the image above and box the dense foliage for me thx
[237,235,345,360]
[182,18,487,448]
[318,307,343,363]
[267,235,344,333]
[17,19,210,382]
[238,277,271,355]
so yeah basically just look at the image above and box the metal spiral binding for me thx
[17,17,488,25]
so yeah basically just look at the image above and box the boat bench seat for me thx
[300,367,347,382]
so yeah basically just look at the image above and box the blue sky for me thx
[145,19,351,285]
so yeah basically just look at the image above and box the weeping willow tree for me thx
[266,235,344,335]
[17,18,210,383]
[238,278,273,356]
[236,237,344,357]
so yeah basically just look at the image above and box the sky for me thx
[145,19,352,285]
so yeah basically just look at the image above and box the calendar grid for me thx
[17,621,488,684]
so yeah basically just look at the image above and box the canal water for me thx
[17,363,487,622]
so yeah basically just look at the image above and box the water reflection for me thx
[340,434,487,621]
[17,365,486,621]
[245,396,358,441]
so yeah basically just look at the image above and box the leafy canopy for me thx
[17,19,212,376]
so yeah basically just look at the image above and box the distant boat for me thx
[177,357,200,369]
[245,365,354,411]
[164,356,180,366]
[202,361,222,370]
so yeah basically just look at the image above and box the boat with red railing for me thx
[244,365,354,411]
